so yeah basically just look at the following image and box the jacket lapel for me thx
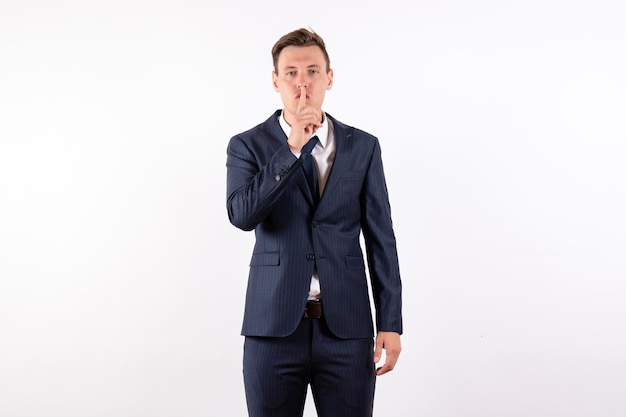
[318,115,352,202]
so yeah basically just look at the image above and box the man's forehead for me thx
[275,45,327,75]
[279,46,324,61]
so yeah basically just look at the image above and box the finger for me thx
[297,86,307,113]
[373,338,383,364]
[376,363,392,376]
[375,352,399,376]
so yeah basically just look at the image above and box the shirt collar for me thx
[278,110,329,148]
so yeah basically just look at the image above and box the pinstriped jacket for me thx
[226,110,402,339]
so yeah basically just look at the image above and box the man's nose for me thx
[297,77,309,89]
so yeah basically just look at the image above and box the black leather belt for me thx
[304,300,322,319]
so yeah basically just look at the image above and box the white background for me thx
[1,1,625,416]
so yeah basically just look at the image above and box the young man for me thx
[226,28,403,417]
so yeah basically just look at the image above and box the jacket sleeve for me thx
[226,134,300,231]
[360,138,403,334]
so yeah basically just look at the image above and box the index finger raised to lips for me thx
[297,86,307,113]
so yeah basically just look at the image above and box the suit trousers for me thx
[243,316,376,417]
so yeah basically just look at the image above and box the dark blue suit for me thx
[227,110,402,416]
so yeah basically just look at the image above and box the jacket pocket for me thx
[250,252,280,266]
[345,255,365,270]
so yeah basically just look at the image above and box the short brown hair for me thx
[271,28,331,74]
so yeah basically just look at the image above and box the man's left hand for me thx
[374,331,401,376]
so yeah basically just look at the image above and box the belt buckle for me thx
[304,300,321,319]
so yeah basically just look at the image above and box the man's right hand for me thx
[287,86,322,152]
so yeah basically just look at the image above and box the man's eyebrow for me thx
[281,64,322,70]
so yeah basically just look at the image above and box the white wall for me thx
[1,1,625,416]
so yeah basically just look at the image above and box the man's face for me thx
[272,45,333,120]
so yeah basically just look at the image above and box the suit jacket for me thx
[226,110,402,339]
